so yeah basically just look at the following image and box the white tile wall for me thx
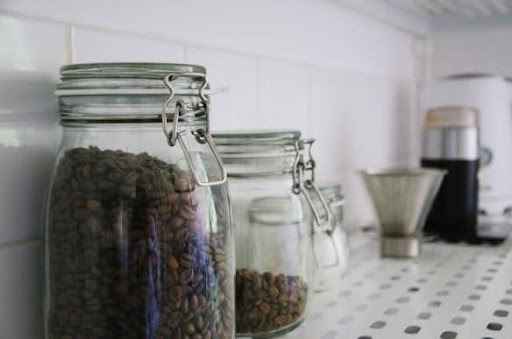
[431,25,512,79]
[258,58,311,133]
[0,2,420,337]
[72,27,185,63]
[0,15,68,78]
[186,46,259,130]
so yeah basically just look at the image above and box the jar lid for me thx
[56,62,213,96]
[213,130,301,145]
[212,130,302,177]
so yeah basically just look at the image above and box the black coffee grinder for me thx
[421,106,480,242]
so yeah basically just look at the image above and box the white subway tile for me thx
[0,0,415,79]
[186,47,258,131]
[0,15,67,79]
[71,27,185,63]
[258,58,310,133]
[311,67,413,172]
[0,242,43,339]
[318,167,377,231]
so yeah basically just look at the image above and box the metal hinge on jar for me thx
[292,139,332,232]
[161,72,227,187]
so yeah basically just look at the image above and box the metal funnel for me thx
[361,168,446,258]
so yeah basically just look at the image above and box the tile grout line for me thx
[0,10,416,83]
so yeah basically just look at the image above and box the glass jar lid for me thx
[57,63,206,92]
[56,63,211,122]
[213,130,301,177]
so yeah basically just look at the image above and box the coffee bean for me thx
[47,146,233,338]
[235,269,308,334]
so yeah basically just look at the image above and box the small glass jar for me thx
[213,131,330,338]
[45,63,234,339]
[313,182,349,292]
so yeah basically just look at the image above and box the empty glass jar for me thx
[213,131,330,338]
[45,63,234,339]
[313,182,349,292]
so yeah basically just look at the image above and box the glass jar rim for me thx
[213,130,302,177]
[59,62,206,80]
[212,130,301,145]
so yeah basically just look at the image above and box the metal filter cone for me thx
[361,168,446,258]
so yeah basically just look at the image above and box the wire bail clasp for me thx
[161,73,227,187]
[292,139,332,233]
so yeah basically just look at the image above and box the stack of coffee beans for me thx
[235,269,308,334]
[48,146,233,339]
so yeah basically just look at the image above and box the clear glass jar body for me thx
[45,63,234,339]
[213,131,313,338]
[313,182,349,292]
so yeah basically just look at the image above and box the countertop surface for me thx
[283,232,512,339]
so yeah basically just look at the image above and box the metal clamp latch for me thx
[161,73,227,187]
[292,139,332,233]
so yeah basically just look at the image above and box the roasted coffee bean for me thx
[235,269,307,334]
[47,146,233,338]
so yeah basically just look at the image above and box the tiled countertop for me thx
[284,232,512,339]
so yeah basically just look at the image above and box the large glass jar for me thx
[212,131,330,338]
[45,63,234,339]
[313,182,349,292]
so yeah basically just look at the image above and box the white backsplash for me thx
[0,1,419,337]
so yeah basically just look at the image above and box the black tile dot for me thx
[493,310,508,317]
[481,337,494,339]
[437,290,450,297]
[506,289,512,295]
[451,317,466,325]
[325,301,338,308]
[500,298,512,305]
[356,304,368,311]
[358,336,372,339]
[417,278,428,283]
[482,276,493,282]
[475,285,487,290]
[459,305,474,312]
[493,260,503,266]
[380,283,391,290]
[440,331,457,339]
[401,268,409,272]
[460,265,470,270]
[309,312,324,320]
[487,322,503,331]
[337,316,353,325]
[397,296,410,303]
[428,301,442,308]
[391,275,401,281]
[404,325,421,334]
[446,281,458,287]
[468,294,481,300]
[417,312,431,320]
[454,273,464,278]
[487,268,498,273]
[320,330,339,339]
[370,321,386,329]
[408,287,420,293]
[384,308,399,315]
[427,270,436,275]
